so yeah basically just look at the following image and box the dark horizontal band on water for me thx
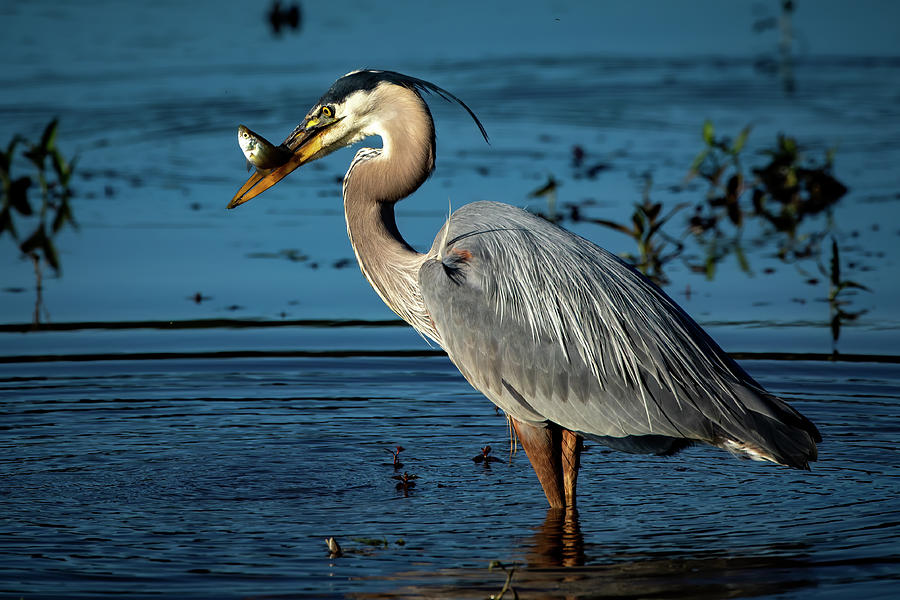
[0,349,445,364]
[0,317,405,333]
[1,349,897,365]
[3,317,882,333]
[2,320,896,364]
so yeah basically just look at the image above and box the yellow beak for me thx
[227,128,325,209]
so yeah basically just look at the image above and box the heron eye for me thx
[322,106,334,118]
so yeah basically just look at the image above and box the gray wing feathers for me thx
[419,201,819,468]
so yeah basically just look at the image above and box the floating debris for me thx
[325,536,404,557]
[473,445,502,465]
[488,560,519,600]
[386,445,404,469]
[353,537,389,548]
[392,472,418,494]
[325,537,342,558]
[246,248,309,262]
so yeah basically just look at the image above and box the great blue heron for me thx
[228,70,821,509]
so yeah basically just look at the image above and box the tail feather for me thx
[720,389,821,469]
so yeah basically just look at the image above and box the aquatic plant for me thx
[684,120,753,279]
[751,134,846,250]
[488,560,519,600]
[589,174,686,285]
[473,445,502,465]
[685,121,846,276]
[688,120,751,229]
[752,0,797,94]
[387,444,404,468]
[0,119,77,324]
[825,238,869,348]
[527,176,560,223]
[392,471,418,494]
[533,122,850,289]
[531,119,857,351]
[570,144,611,179]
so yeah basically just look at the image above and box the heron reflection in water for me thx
[229,70,821,509]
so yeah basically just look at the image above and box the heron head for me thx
[227,69,487,209]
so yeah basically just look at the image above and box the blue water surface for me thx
[1,1,899,598]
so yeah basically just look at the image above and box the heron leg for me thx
[561,429,583,508]
[511,418,565,509]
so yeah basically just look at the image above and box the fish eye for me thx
[322,106,334,118]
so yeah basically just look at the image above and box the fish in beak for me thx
[237,125,293,172]
[226,129,322,209]
[227,117,339,209]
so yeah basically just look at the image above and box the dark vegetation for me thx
[267,1,302,36]
[0,119,77,325]
[826,239,869,344]
[473,445,503,465]
[532,121,860,351]
[488,560,520,599]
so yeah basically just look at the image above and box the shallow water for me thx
[2,1,900,598]
[3,333,899,598]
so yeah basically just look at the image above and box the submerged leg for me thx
[561,429,583,508]
[511,418,565,509]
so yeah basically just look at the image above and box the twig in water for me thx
[488,561,519,599]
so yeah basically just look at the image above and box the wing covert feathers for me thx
[419,201,820,469]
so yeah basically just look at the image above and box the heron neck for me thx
[341,85,440,340]
[343,153,439,343]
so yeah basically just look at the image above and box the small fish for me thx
[238,124,292,172]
